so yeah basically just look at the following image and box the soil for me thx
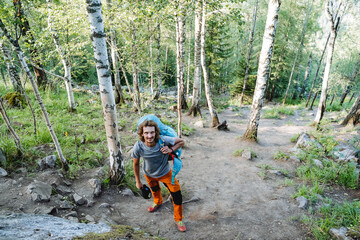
[1,105,354,240]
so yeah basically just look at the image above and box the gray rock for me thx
[27,180,52,202]
[87,200,96,207]
[54,184,73,196]
[99,203,111,208]
[98,214,117,225]
[65,211,78,218]
[73,193,86,206]
[314,159,324,168]
[33,206,55,214]
[37,155,57,170]
[194,121,204,128]
[296,196,309,210]
[89,179,102,197]
[60,200,74,210]
[268,170,285,177]
[0,167,8,177]
[329,227,351,240]
[330,141,359,162]
[85,215,95,223]
[289,156,301,163]
[0,147,6,167]
[295,132,322,150]
[0,213,110,239]
[67,216,79,223]
[121,188,134,197]
[242,150,252,160]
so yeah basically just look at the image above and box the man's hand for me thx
[160,146,173,154]
[136,181,143,189]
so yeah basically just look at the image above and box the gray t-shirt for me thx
[131,136,175,178]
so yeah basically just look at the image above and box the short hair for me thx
[138,120,160,143]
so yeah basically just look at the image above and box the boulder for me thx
[0,167,8,177]
[73,193,86,206]
[296,196,309,210]
[37,155,57,170]
[242,150,252,160]
[54,185,73,196]
[59,200,74,210]
[88,179,102,197]
[27,180,52,202]
[120,188,135,197]
[0,213,110,239]
[194,121,204,128]
[329,227,351,240]
[330,141,360,162]
[295,132,322,150]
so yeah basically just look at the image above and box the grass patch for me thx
[273,150,289,161]
[262,106,294,119]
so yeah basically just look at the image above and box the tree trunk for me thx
[187,0,202,117]
[149,24,154,95]
[349,93,355,103]
[107,0,124,105]
[0,98,23,152]
[164,45,169,81]
[86,0,124,183]
[340,85,351,106]
[314,2,340,126]
[240,0,259,106]
[341,94,360,126]
[186,18,192,97]
[201,0,220,127]
[0,19,68,171]
[0,37,22,93]
[339,57,360,106]
[243,0,281,140]
[13,0,48,87]
[283,4,311,105]
[153,21,161,100]
[309,91,318,110]
[131,22,141,114]
[47,0,76,112]
[330,94,335,105]
[299,53,312,99]
[0,68,8,89]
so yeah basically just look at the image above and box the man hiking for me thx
[132,120,186,232]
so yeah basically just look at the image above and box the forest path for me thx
[113,106,315,240]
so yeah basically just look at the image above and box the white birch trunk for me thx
[86,0,123,182]
[153,21,161,100]
[47,0,76,112]
[201,0,219,127]
[0,19,68,170]
[186,19,192,97]
[0,39,22,93]
[0,98,24,152]
[240,0,259,106]
[187,0,202,117]
[243,0,281,140]
[131,23,141,114]
[314,1,340,126]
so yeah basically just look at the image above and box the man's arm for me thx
[133,158,142,189]
[160,137,184,154]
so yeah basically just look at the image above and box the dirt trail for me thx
[113,106,314,239]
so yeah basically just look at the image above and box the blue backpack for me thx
[137,114,182,184]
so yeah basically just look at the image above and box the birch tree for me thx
[314,0,343,126]
[283,4,311,105]
[86,0,124,182]
[187,0,202,117]
[239,0,259,106]
[0,19,68,171]
[47,0,76,112]
[201,0,220,127]
[153,21,161,100]
[0,38,22,93]
[243,0,281,140]
[341,94,360,126]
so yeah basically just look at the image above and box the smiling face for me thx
[142,126,156,147]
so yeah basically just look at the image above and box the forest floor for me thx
[1,103,358,239]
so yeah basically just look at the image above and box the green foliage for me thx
[292,181,324,204]
[273,150,289,161]
[262,106,294,119]
[233,148,245,157]
[290,134,300,143]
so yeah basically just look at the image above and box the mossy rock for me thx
[1,92,26,108]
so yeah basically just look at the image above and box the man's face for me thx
[142,126,156,145]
